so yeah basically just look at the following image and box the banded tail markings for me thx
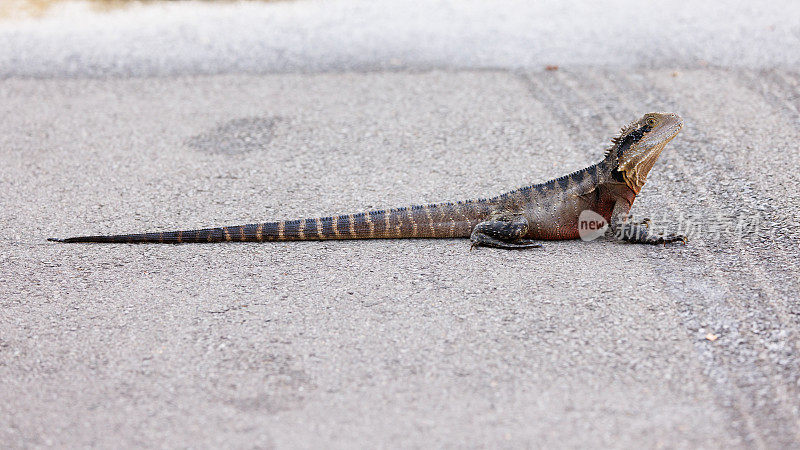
[409,207,419,237]
[348,213,357,238]
[424,204,436,237]
[51,199,496,243]
[392,208,401,238]
[365,212,376,237]
[318,216,334,239]
[303,218,319,240]
[384,210,391,237]
[411,204,432,238]
[283,220,300,238]
[400,207,412,237]
[446,204,457,237]
[436,204,447,235]
[262,222,278,241]
[351,212,372,238]
[393,207,408,238]
[385,209,398,238]
[454,202,468,227]
[277,221,285,240]
[312,217,323,239]
[370,210,386,237]
[336,215,350,239]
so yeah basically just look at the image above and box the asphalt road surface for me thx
[1,1,799,448]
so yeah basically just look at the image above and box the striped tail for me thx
[48,201,493,244]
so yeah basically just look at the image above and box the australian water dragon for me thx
[50,112,686,249]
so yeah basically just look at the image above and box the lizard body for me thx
[50,112,685,248]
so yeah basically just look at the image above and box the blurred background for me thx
[2,0,798,77]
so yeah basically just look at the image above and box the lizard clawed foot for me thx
[661,233,688,245]
[470,233,542,250]
[469,216,542,250]
[513,239,543,248]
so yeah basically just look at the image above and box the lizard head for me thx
[605,112,683,194]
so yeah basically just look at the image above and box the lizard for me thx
[49,112,686,249]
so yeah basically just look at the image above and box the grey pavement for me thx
[1,1,800,449]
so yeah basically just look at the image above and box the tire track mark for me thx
[519,69,761,446]
[561,69,774,447]
[613,70,800,446]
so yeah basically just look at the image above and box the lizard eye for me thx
[645,117,657,127]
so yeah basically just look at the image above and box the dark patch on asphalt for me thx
[186,116,279,155]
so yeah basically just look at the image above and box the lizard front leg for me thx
[470,214,541,250]
[608,201,686,245]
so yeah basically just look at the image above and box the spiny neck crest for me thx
[603,118,649,164]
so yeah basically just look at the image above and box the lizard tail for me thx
[48,201,492,244]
